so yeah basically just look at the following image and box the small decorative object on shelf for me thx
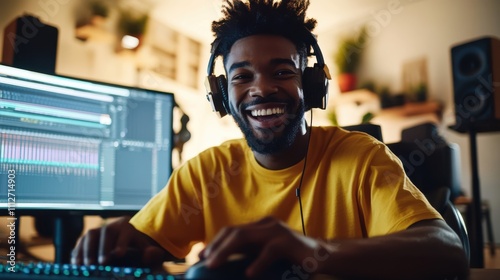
[334,26,367,93]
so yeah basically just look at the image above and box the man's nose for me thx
[249,76,278,97]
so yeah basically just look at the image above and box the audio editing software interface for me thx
[0,64,174,213]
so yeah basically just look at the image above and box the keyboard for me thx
[0,261,183,280]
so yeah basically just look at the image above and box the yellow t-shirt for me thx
[130,126,441,258]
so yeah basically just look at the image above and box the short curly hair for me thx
[211,0,317,69]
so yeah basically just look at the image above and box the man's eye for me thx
[275,70,295,77]
[232,74,251,80]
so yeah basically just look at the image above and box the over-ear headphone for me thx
[205,30,331,118]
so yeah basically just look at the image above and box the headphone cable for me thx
[296,110,313,236]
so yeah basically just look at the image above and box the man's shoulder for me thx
[311,125,385,156]
[210,138,248,153]
[314,125,382,142]
[175,138,248,175]
[311,125,360,145]
[193,138,248,161]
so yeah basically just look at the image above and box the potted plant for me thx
[334,27,367,93]
[117,11,149,50]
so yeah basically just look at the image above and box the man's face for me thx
[225,35,305,154]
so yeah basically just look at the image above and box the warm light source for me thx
[121,35,140,49]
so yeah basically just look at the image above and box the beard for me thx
[230,98,305,155]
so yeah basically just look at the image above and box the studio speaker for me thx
[450,36,500,131]
[2,15,58,74]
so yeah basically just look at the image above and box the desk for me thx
[469,268,500,280]
[164,263,499,280]
[314,269,500,280]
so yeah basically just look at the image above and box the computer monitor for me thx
[0,64,175,216]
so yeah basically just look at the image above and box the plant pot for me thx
[337,73,357,93]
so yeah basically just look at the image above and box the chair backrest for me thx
[343,122,470,260]
[341,123,383,142]
[399,122,463,200]
[385,141,454,194]
[386,126,471,261]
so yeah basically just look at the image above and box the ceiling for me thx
[148,0,398,43]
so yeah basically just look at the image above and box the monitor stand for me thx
[52,215,84,264]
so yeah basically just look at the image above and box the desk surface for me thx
[311,270,500,280]
[164,263,499,280]
[469,268,500,280]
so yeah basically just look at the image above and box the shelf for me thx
[378,101,443,118]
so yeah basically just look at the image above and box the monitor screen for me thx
[0,64,175,215]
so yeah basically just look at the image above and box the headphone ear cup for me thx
[216,75,230,115]
[205,74,229,117]
[302,65,329,110]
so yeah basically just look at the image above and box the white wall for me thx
[318,0,500,245]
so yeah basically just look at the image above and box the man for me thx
[72,0,469,279]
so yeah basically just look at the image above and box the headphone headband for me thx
[205,29,331,117]
[207,39,221,76]
[207,31,325,76]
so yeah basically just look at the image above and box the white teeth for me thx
[250,107,285,117]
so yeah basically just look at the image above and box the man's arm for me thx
[71,216,180,268]
[201,217,469,280]
[319,218,469,280]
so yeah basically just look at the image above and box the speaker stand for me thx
[449,120,500,268]
[467,128,484,268]
[448,119,500,268]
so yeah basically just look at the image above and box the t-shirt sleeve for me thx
[359,144,443,236]
[129,164,205,258]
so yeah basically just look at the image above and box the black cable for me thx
[296,110,313,236]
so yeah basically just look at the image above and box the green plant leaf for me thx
[361,112,374,124]
[334,26,367,74]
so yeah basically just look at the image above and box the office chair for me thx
[400,122,495,256]
[341,123,471,260]
[386,141,471,261]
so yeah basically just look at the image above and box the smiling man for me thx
[72,1,469,279]
[227,35,308,163]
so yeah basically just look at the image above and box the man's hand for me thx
[71,216,168,268]
[199,216,331,279]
